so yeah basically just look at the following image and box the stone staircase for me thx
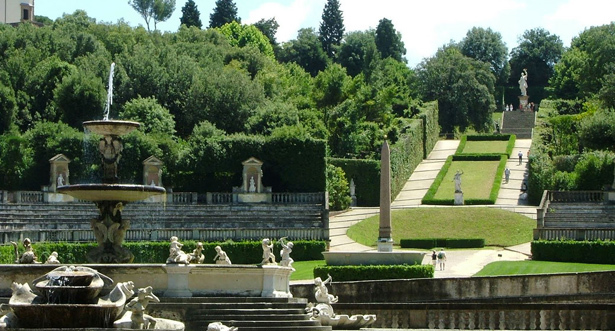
[501,111,535,138]
[535,197,615,240]
[0,202,328,243]
[150,297,331,331]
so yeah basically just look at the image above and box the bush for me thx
[532,240,615,264]
[326,163,351,211]
[314,264,433,281]
[2,240,327,265]
[400,238,485,249]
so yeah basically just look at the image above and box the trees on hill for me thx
[209,0,240,28]
[375,18,405,62]
[460,27,509,86]
[319,0,345,58]
[509,28,563,89]
[128,0,176,32]
[180,0,202,29]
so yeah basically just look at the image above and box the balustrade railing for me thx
[534,228,615,241]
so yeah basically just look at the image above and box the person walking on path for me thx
[431,250,437,269]
[437,249,447,271]
[504,167,511,183]
[518,151,523,165]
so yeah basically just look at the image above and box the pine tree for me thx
[209,0,240,29]
[180,0,202,29]
[318,0,344,58]
[375,18,406,62]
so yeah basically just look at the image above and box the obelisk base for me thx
[378,238,394,252]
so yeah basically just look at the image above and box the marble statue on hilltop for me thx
[306,274,376,329]
[207,322,238,331]
[166,236,190,264]
[519,68,528,96]
[453,170,464,193]
[278,237,294,268]
[213,245,232,265]
[261,238,276,265]
[11,238,40,264]
[188,242,205,264]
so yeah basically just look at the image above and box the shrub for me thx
[532,240,615,264]
[314,264,433,281]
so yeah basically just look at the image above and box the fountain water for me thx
[57,63,165,263]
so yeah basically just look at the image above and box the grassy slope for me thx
[434,161,500,200]
[346,207,535,247]
[474,260,615,276]
[461,141,509,154]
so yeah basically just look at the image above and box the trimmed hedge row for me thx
[2,240,326,265]
[314,264,434,281]
[400,238,485,249]
[421,154,507,205]
[390,119,425,203]
[531,240,615,264]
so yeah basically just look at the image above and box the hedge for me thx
[531,240,615,264]
[400,238,485,249]
[2,240,326,265]
[328,158,380,206]
[314,264,433,281]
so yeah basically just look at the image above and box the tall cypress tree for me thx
[375,18,406,62]
[180,0,202,29]
[209,0,240,29]
[318,0,344,58]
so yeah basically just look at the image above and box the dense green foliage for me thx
[400,238,485,249]
[532,240,615,264]
[0,240,326,264]
[460,27,510,87]
[314,264,433,281]
[180,0,202,29]
[375,18,406,62]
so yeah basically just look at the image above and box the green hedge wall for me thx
[314,264,433,281]
[179,135,327,193]
[1,240,326,264]
[328,158,380,206]
[418,101,440,159]
[400,238,485,249]
[391,119,424,201]
[531,240,615,264]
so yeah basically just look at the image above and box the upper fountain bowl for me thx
[83,120,140,136]
[57,184,166,202]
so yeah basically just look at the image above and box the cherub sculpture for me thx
[166,236,190,264]
[11,238,40,264]
[278,237,294,268]
[213,246,231,265]
[314,274,338,304]
[188,242,205,264]
[125,286,160,329]
[261,238,276,265]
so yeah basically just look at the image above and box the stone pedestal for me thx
[519,95,529,110]
[377,238,394,252]
[163,264,195,297]
[454,192,464,205]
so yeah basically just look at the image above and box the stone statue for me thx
[314,274,338,304]
[453,170,464,193]
[213,245,232,265]
[207,322,238,331]
[519,68,528,96]
[261,238,276,265]
[188,242,205,264]
[278,237,294,268]
[166,236,190,264]
[45,251,60,264]
[125,286,160,329]
[56,173,64,187]
[11,238,40,264]
[249,176,256,192]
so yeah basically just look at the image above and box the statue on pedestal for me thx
[519,68,528,96]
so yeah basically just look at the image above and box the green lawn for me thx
[346,207,534,247]
[461,141,509,154]
[291,260,325,280]
[474,260,615,277]
[433,161,499,200]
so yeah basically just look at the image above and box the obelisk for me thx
[378,139,393,252]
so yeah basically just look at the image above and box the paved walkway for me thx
[328,139,535,278]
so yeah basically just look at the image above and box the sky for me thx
[34,0,615,67]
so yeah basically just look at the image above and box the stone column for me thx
[378,140,393,252]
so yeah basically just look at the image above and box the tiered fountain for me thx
[57,63,165,263]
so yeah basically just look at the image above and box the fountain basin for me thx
[57,184,165,202]
[83,120,140,136]
[8,303,125,328]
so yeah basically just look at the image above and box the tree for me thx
[460,27,510,86]
[54,70,106,129]
[375,18,406,62]
[253,18,279,49]
[418,46,496,133]
[217,21,274,58]
[180,0,202,29]
[509,28,563,88]
[129,0,176,31]
[318,0,344,58]
[119,96,176,136]
[337,30,378,77]
[278,28,329,77]
[153,0,176,31]
[209,0,240,29]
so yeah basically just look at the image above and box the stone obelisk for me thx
[378,139,393,252]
